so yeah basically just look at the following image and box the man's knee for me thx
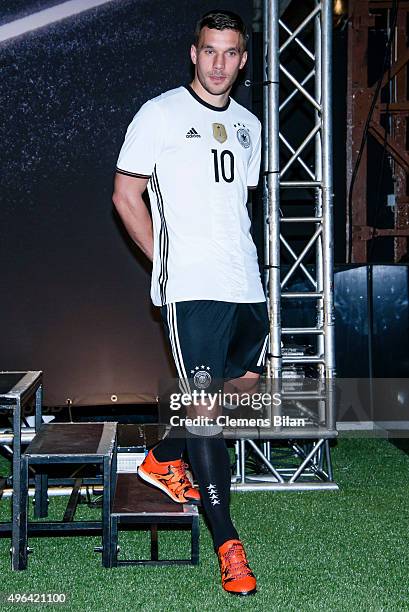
[227,371,260,393]
[241,371,260,380]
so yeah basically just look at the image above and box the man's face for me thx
[190,26,247,97]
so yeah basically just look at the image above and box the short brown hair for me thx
[194,10,248,50]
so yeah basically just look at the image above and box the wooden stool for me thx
[110,474,199,566]
[0,371,43,570]
[16,422,117,571]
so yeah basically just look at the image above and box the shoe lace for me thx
[166,463,191,497]
[221,544,253,580]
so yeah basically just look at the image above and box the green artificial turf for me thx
[1,438,409,612]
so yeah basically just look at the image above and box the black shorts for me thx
[160,300,269,391]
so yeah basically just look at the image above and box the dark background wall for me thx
[1,2,407,408]
[0,0,254,406]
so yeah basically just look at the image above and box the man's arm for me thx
[112,173,153,261]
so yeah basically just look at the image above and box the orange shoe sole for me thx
[225,587,257,597]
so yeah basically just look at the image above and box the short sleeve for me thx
[116,100,163,178]
[247,121,262,188]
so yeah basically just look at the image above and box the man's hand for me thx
[112,173,154,261]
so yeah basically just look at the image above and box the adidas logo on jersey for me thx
[186,127,201,138]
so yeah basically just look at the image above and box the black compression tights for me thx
[186,434,239,550]
[152,429,185,462]
[152,428,239,549]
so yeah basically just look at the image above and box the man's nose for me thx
[213,53,225,70]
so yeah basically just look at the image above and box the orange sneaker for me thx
[217,539,257,596]
[137,449,200,504]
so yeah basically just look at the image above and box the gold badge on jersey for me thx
[212,123,227,144]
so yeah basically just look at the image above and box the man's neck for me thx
[189,79,230,108]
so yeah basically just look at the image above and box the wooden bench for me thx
[16,422,117,571]
[110,474,199,567]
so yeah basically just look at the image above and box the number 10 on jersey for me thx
[211,149,235,183]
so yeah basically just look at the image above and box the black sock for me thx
[151,427,186,462]
[186,434,239,550]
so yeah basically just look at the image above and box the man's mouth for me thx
[209,74,227,83]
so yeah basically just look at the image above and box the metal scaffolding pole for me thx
[321,0,336,378]
[267,0,282,379]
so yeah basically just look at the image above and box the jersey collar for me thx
[184,85,230,112]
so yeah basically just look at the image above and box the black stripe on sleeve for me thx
[116,167,151,179]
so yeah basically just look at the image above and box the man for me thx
[113,10,269,596]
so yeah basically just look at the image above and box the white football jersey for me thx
[116,85,266,307]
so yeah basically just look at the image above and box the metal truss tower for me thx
[268,0,335,379]
[233,0,337,491]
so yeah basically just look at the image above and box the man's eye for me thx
[228,51,237,57]
[205,49,214,54]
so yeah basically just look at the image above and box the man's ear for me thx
[239,50,248,70]
[190,44,198,65]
